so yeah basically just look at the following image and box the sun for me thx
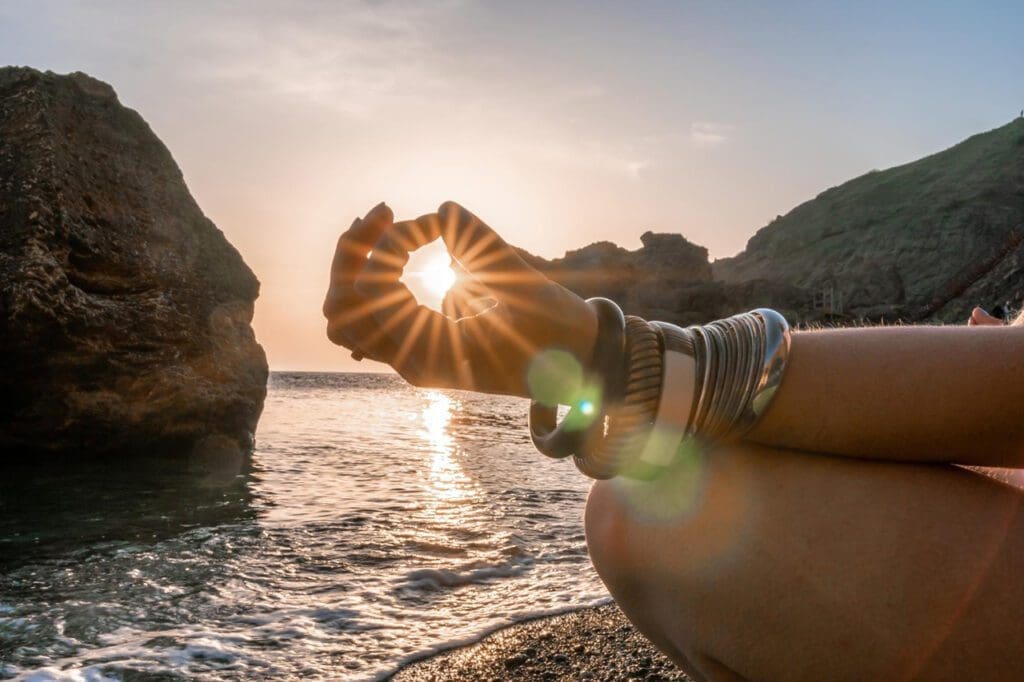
[419,248,457,299]
[401,238,457,311]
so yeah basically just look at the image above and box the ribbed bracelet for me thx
[573,316,663,479]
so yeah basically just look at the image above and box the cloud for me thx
[530,137,650,180]
[178,1,467,116]
[689,121,733,147]
[2,0,469,118]
[625,160,649,178]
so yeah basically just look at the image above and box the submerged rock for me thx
[0,67,267,456]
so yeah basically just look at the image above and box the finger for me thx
[356,220,460,383]
[323,203,396,357]
[326,298,402,362]
[436,201,548,298]
[323,202,393,318]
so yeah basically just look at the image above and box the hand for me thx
[323,201,598,398]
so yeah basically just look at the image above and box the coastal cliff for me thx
[0,67,268,456]
[521,119,1024,326]
[717,118,1024,322]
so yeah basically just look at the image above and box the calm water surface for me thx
[0,373,609,680]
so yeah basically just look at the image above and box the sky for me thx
[1,1,1022,371]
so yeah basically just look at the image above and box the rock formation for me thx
[0,67,268,456]
[516,231,729,327]
[518,231,806,327]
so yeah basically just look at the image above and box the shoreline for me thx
[388,603,691,681]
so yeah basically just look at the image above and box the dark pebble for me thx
[504,654,528,669]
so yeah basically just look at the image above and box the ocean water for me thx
[0,373,610,680]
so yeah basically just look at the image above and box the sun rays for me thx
[400,238,457,312]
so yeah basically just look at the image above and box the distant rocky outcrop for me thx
[521,231,710,307]
[0,67,268,456]
[520,119,1024,326]
[518,231,807,327]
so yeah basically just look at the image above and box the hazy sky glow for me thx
[2,1,1021,370]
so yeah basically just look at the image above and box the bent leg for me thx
[585,442,1024,681]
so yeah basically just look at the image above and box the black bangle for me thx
[529,298,627,459]
[590,298,628,406]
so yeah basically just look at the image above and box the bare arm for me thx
[746,324,1024,466]
[326,205,1024,468]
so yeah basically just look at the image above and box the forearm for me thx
[744,325,1024,466]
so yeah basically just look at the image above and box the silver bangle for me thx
[695,308,791,442]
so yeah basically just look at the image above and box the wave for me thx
[396,560,531,592]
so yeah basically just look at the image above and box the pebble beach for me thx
[391,604,692,682]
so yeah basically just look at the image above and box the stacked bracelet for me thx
[527,302,792,480]
[618,309,790,478]
[681,308,790,443]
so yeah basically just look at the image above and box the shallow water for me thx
[0,373,610,680]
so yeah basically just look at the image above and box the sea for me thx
[0,373,611,681]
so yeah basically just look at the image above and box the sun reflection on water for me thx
[420,391,476,505]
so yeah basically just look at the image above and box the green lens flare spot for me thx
[527,349,584,407]
[559,379,603,431]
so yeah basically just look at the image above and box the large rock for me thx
[715,119,1024,322]
[0,67,268,456]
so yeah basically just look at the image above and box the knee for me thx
[585,478,681,605]
[584,479,729,678]
[584,480,633,583]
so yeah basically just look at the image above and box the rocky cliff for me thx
[716,119,1024,322]
[0,67,268,456]
[522,119,1024,326]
